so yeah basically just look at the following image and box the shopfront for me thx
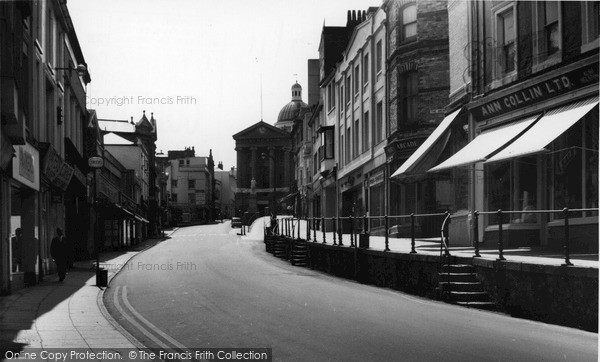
[338,169,363,233]
[430,59,599,250]
[10,142,40,289]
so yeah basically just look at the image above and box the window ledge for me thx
[532,54,562,73]
[581,38,600,53]
[489,71,517,90]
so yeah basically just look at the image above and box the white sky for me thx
[68,0,381,169]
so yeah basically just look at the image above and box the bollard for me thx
[497,209,505,261]
[384,215,390,251]
[322,217,326,244]
[473,211,481,257]
[410,213,416,254]
[563,208,573,266]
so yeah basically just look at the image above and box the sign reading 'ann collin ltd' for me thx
[472,61,599,119]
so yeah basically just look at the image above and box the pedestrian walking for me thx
[51,228,69,282]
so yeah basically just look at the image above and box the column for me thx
[269,148,275,190]
[250,147,257,187]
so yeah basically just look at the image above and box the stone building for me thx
[385,0,455,237]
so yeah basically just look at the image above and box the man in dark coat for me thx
[51,228,68,282]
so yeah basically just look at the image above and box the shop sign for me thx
[472,61,599,119]
[54,163,74,191]
[369,171,385,187]
[12,142,40,191]
[88,156,104,168]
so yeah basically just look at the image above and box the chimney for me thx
[218,162,223,170]
[130,116,134,124]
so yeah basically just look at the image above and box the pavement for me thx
[0,229,178,361]
[248,216,599,269]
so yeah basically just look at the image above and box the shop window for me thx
[401,3,417,41]
[551,109,599,218]
[495,6,516,77]
[486,162,511,225]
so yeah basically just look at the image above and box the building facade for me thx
[384,0,453,237]
[428,0,599,249]
[166,149,215,225]
[1,0,92,293]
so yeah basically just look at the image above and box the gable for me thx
[232,121,290,140]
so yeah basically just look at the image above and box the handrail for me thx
[439,212,451,258]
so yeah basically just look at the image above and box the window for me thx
[186,159,190,165]
[582,1,599,51]
[188,179,195,189]
[375,101,383,143]
[497,8,516,74]
[354,65,360,95]
[340,84,344,111]
[363,54,369,85]
[324,128,334,159]
[376,40,382,73]
[400,71,418,124]
[345,75,351,105]
[341,134,345,165]
[535,1,561,63]
[171,179,178,188]
[402,3,417,41]
[345,127,351,164]
[327,83,334,111]
[179,159,184,166]
[363,111,370,152]
[353,119,359,158]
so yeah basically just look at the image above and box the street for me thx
[104,222,597,361]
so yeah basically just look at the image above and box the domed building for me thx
[274,82,309,132]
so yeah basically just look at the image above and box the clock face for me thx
[258,126,266,134]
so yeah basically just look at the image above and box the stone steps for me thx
[438,263,496,311]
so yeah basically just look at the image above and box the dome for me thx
[275,82,309,130]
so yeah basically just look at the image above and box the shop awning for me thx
[391,108,463,179]
[486,97,599,163]
[135,215,149,223]
[115,204,134,217]
[429,114,540,172]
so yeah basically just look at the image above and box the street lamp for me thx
[55,63,87,77]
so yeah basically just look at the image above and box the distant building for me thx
[215,166,237,219]
[98,111,159,236]
[166,148,215,225]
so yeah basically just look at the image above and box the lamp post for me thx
[87,155,105,286]
[55,64,87,76]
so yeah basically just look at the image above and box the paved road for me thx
[104,222,598,361]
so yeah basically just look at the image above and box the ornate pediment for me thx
[232,121,290,141]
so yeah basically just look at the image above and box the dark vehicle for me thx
[231,217,242,228]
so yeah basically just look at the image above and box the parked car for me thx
[231,217,242,228]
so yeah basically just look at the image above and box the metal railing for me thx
[265,207,598,267]
[271,212,449,252]
[473,207,599,265]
